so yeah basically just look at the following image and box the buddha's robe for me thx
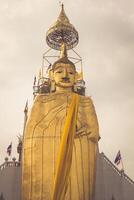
[22,92,99,200]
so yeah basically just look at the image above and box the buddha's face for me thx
[53,64,76,90]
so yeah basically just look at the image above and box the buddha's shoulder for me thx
[34,92,72,103]
[33,93,94,105]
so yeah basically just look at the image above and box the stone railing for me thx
[0,157,20,171]
[101,152,134,185]
[123,172,134,185]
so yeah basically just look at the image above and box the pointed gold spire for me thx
[46,4,79,50]
[24,100,28,113]
[57,3,70,24]
[23,100,28,136]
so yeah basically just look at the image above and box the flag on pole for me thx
[7,142,12,156]
[114,150,124,171]
[114,150,121,165]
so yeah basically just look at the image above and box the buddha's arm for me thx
[87,98,99,142]
[77,96,99,143]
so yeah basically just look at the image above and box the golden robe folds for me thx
[22,92,99,200]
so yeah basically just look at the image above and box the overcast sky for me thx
[0,0,134,179]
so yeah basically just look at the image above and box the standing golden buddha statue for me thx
[22,4,99,200]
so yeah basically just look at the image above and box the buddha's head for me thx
[49,44,78,92]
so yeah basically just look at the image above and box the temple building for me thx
[0,4,134,200]
[0,152,134,200]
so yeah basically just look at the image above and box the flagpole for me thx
[120,157,125,172]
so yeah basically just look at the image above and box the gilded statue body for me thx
[22,46,99,200]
